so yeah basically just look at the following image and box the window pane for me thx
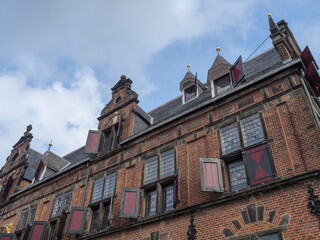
[104,172,117,199]
[261,233,280,240]
[185,85,196,102]
[147,190,157,217]
[64,191,73,213]
[51,194,63,218]
[240,114,265,147]
[105,131,112,152]
[28,206,37,225]
[102,204,110,230]
[160,149,175,179]
[220,122,241,155]
[164,185,174,212]
[229,160,247,191]
[49,222,57,240]
[215,75,231,95]
[91,177,104,203]
[17,209,28,230]
[144,156,158,184]
[91,208,99,233]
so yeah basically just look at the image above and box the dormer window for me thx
[180,66,206,104]
[213,74,231,97]
[184,85,197,102]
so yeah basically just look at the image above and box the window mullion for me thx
[156,183,162,215]
[242,151,251,187]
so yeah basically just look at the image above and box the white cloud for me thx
[0,68,104,164]
[0,0,263,166]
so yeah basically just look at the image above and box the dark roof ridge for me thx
[148,95,182,115]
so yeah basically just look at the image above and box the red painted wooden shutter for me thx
[231,56,245,87]
[2,176,13,198]
[28,222,46,240]
[305,61,320,97]
[1,236,12,240]
[173,169,180,207]
[301,45,319,70]
[57,210,67,239]
[84,130,101,153]
[34,161,44,181]
[23,224,31,240]
[203,162,219,188]
[120,188,140,218]
[69,210,84,231]
[66,207,87,234]
[123,191,136,215]
[246,145,273,185]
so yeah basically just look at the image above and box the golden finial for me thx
[216,46,221,55]
[48,140,53,150]
[268,13,271,17]
[187,64,190,71]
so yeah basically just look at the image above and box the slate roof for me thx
[210,54,231,69]
[122,47,297,144]
[23,148,42,181]
[42,150,70,172]
[149,47,283,124]
[135,106,153,124]
[63,146,90,165]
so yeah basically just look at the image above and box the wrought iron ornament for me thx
[307,184,320,222]
[187,214,197,240]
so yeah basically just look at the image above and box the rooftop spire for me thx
[268,13,280,36]
[48,140,53,151]
[187,64,190,72]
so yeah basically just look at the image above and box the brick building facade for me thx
[0,15,320,240]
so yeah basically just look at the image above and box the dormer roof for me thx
[207,53,232,84]
[180,70,206,91]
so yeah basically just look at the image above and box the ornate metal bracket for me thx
[307,184,320,222]
[187,214,197,240]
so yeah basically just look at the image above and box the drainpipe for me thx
[299,69,320,134]
[81,161,90,206]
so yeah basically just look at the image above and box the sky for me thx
[0,0,319,167]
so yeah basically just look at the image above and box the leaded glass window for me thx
[160,149,175,178]
[64,190,73,212]
[17,208,28,230]
[240,113,265,147]
[147,190,157,217]
[91,208,99,233]
[215,74,231,95]
[91,177,104,203]
[229,160,247,191]
[185,85,196,102]
[164,185,174,212]
[261,233,279,240]
[144,156,158,184]
[220,122,241,155]
[104,172,117,198]
[51,194,63,218]
[28,205,37,225]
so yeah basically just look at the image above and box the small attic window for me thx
[184,85,196,102]
[213,74,231,96]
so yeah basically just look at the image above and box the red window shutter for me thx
[28,222,46,240]
[23,224,31,240]
[173,169,180,207]
[120,188,140,218]
[230,56,245,87]
[123,192,136,215]
[34,161,44,181]
[84,130,101,153]
[57,210,67,239]
[203,162,219,188]
[66,207,87,234]
[305,61,320,97]
[0,234,13,240]
[2,176,13,198]
[246,145,273,186]
[200,158,224,192]
[300,45,319,70]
